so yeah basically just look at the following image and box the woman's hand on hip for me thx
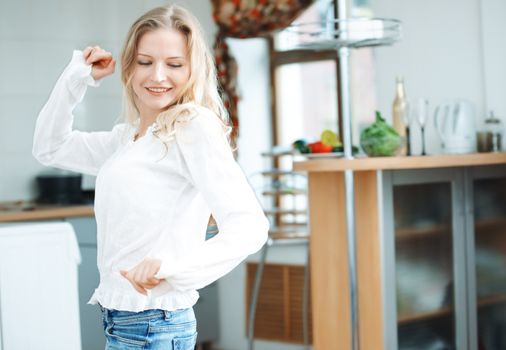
[82,46,116,81]
[120,258,163,296]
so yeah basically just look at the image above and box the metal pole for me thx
[248,244,269,350]
[337,0,359,349]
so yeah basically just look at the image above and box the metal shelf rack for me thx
[283,13,402,350]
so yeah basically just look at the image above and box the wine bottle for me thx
[392,76,410,155]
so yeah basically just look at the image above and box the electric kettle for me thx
[434,99,477,154]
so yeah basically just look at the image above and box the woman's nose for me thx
[151,63,166,82]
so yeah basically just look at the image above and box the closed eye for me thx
[136,61,183,68]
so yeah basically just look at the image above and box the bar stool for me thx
[247,148,311,350]
[247,230,311,350]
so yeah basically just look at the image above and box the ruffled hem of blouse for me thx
[87,287,199,312]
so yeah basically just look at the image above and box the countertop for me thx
[0,200,94,222]
[293,152,506,172]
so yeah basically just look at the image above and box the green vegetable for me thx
[360,111,401,157]
[292,139,311,154]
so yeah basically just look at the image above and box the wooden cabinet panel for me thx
[246,263,313,344]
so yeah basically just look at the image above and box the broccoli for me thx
[360,111,401,157]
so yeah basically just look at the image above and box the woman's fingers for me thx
[82,46,112,65]
[83,46,98,63]
[83,46,93,60]
[82,46,116,80]
[119,258,163,295]
[120,270,148,295]
[87,50,112,66]
[97,58,116,79]
[134,263,162,289]
[142,277,162,289]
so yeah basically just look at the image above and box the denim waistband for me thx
[100,304,170,324]
[99,304,193,325]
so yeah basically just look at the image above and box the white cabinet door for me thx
[0,222,81,350]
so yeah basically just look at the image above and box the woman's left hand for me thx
[120,258,163,296]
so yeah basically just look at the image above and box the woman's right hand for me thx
[83,46,116,81]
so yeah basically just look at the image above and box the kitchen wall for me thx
[480,0,506,124]
[371,0,489,155]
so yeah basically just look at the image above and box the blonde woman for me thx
[32,4,268,350]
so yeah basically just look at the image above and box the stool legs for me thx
[247,242,311,350]
[248,243,269,350]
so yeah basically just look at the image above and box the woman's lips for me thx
[145,87,171,96]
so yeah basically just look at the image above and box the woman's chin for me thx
[147,100,175,113]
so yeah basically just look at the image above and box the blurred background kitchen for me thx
[0,0,505,349]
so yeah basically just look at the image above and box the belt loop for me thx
[163,310,170,321]
[99,304,105,320]
[101,306,111,324]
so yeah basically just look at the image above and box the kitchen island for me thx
[294,153,506,350]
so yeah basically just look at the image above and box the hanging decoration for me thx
[211,0,314,144]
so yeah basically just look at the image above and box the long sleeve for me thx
[151,108,269,293]
[32,50,127,176]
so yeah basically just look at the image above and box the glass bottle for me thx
[392,76,410,155]
[483,111,503,152]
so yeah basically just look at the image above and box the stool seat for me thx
[263,208,307,215]
[269,226,310,242]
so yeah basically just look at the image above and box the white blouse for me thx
[32,50,269,312]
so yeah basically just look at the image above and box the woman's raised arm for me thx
[32,50,126,175]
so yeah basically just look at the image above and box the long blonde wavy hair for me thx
[119,4,231,150]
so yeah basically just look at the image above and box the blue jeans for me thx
[99,304,197,349]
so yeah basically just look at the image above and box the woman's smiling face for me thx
[131,28,190,119]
